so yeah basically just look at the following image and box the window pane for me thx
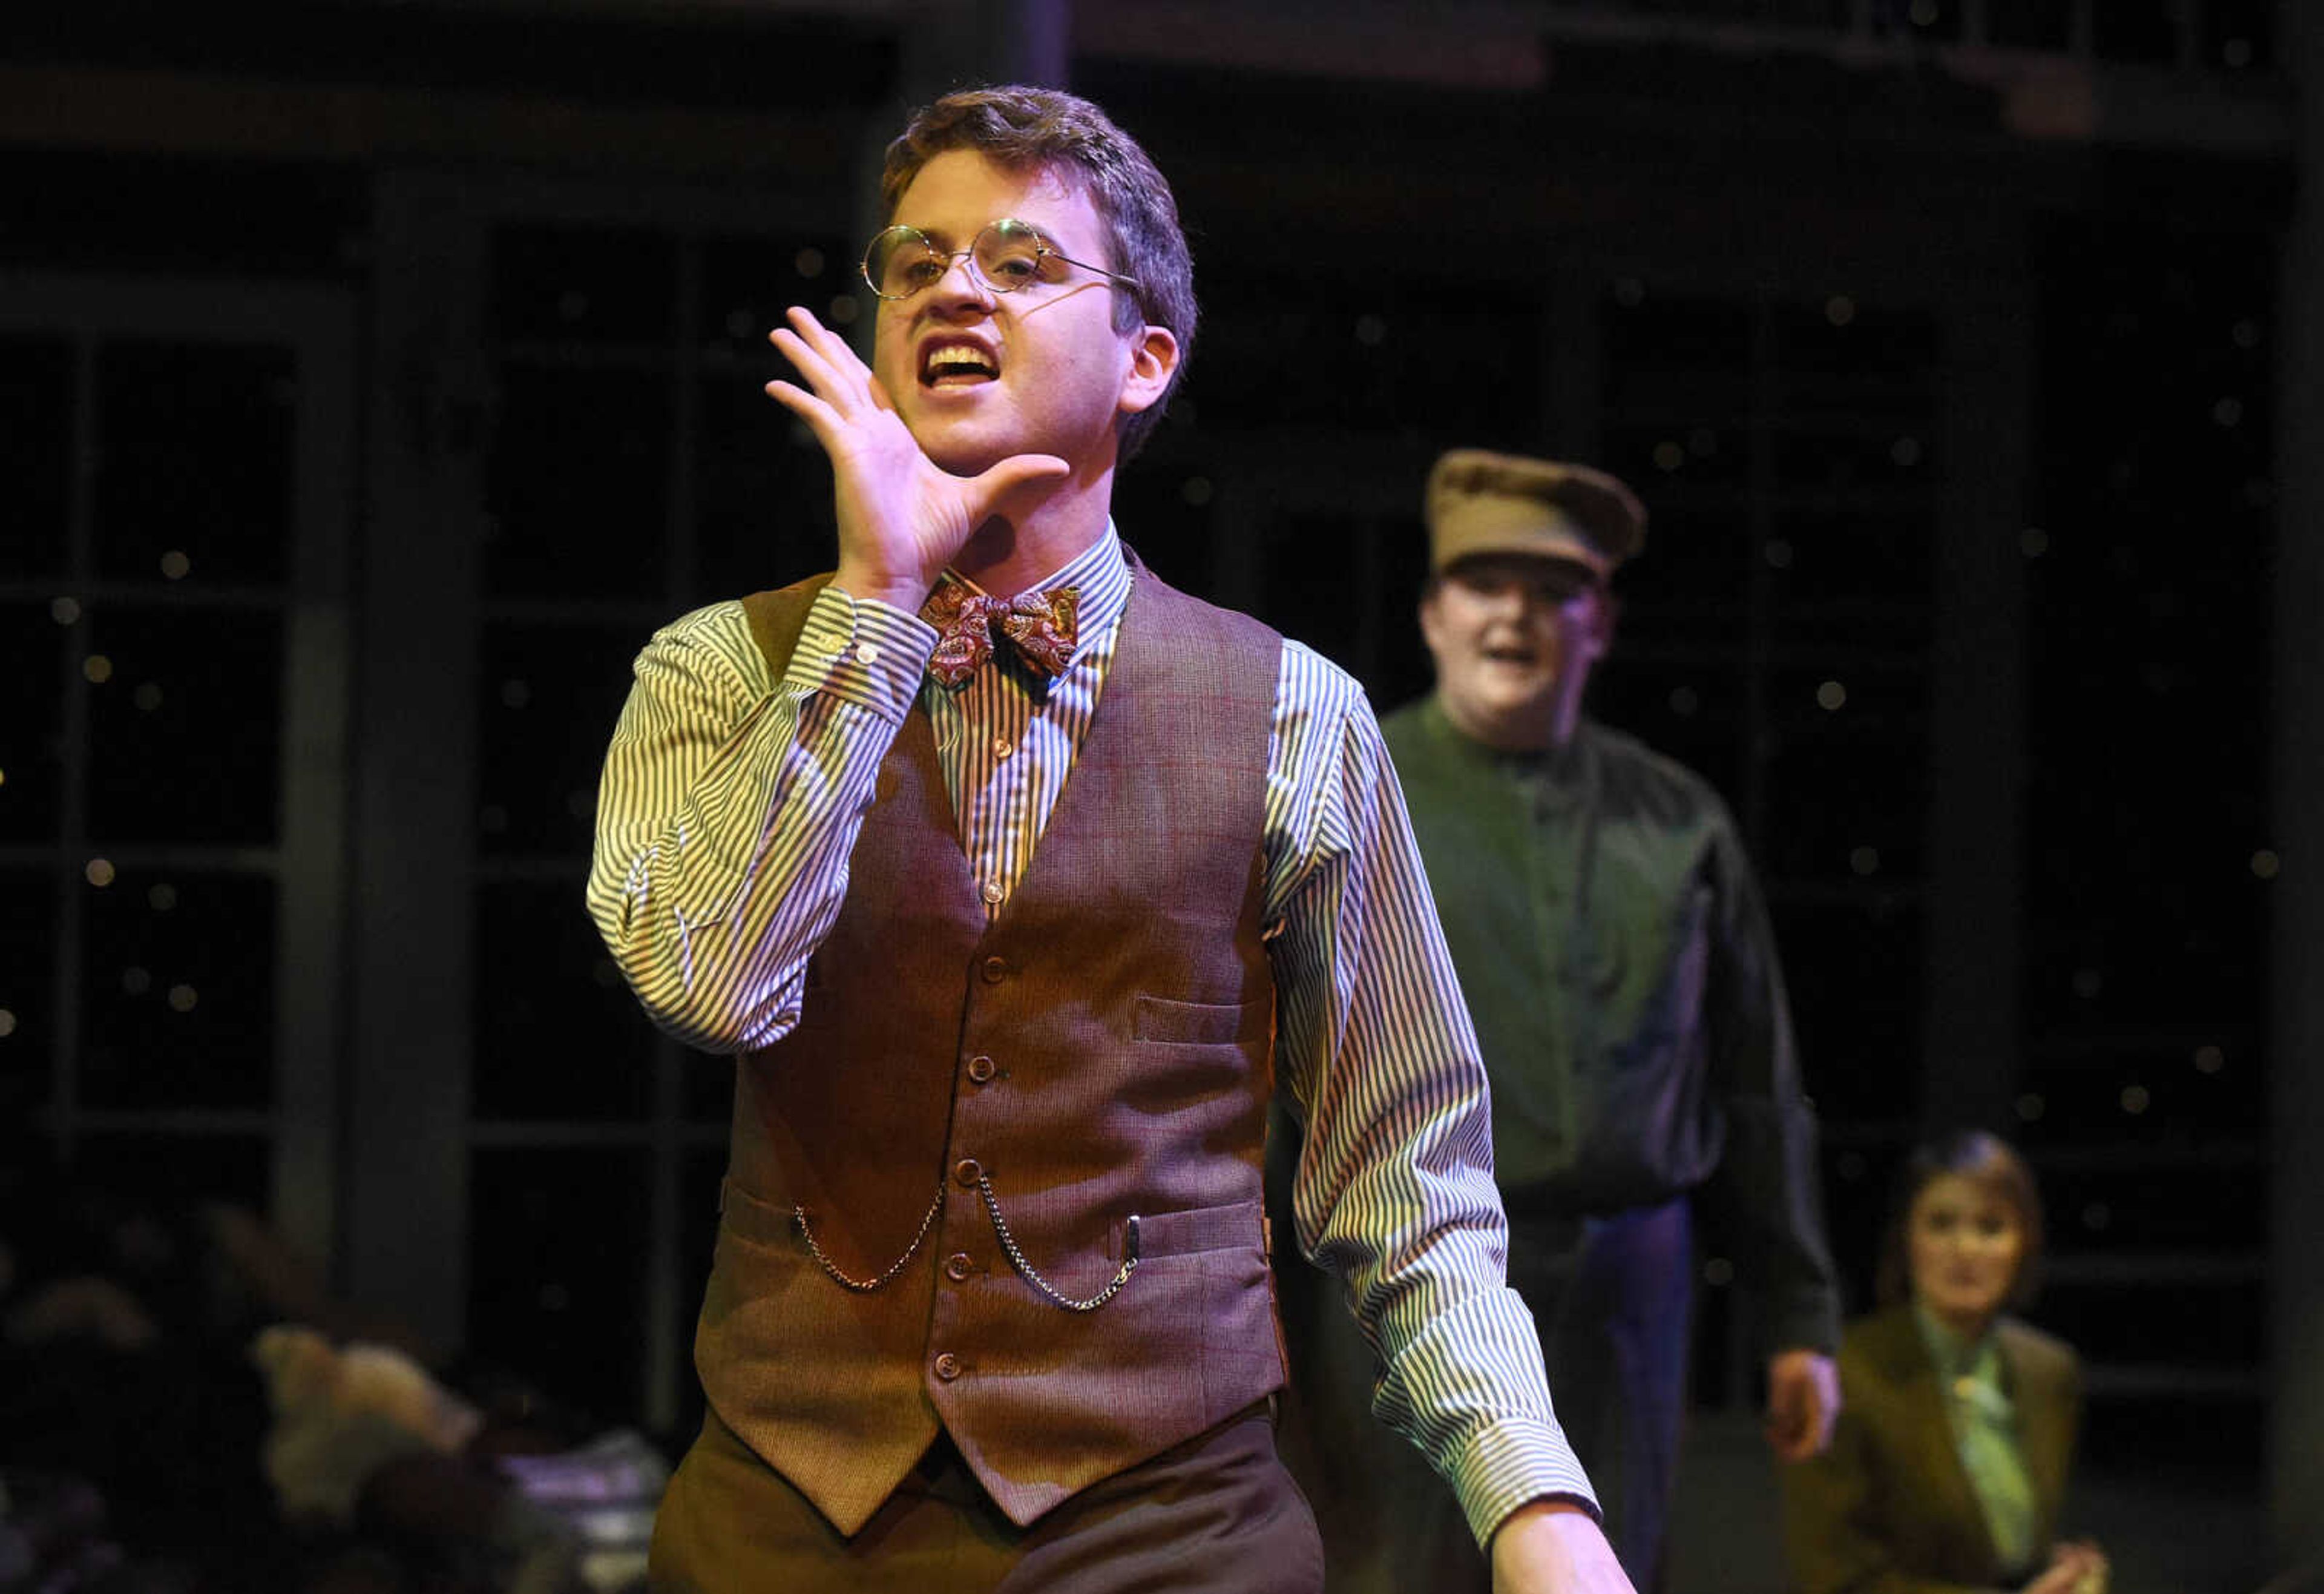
[691,371,839,604]
[86,606,284,845]
[1769,300,1940,407]
[473,879,658,1121]
[697,231,850,364]
[1762,662,1928,881]
[479,622,642,859]
[1766,506,1937,653]
[1989,0,2072,49]
[666,1144,729,1435]
[2018,1033,2259,1137]
[2202,0,2271,70]
[1771,895,1923,1124]
[1817,1138,1909,1309]
[1603,291,1753,387]
[1103,461,1225,615]
[1200,266,1540,437]
[468,1145,652,1425]
[2038,1155,2264,1288]
[1770,414,1935,494]
[94,340,295,586]
[0,602,66,841]
[68,1130,272,1216]
[2092,0,2181,62]
[0,335,74,579]
[484,365,672,599]
[1609,505,1753,658]
[1587,657,1748,807]
[79,868,277,1110]
[0,868,55,1110]
[1254,511,1377,677]
[491,224,676,347]
[683,1046,738,1123]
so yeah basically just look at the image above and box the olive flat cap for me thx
[1425,449,1647,577]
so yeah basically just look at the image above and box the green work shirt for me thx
[1380,699,1840,1355]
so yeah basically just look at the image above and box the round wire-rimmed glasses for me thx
[859,217,1141,302]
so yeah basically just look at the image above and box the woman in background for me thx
[1782,1131,2108,1594]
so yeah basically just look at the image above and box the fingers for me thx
[963,453,1072,523]
[763,378,845,455]
[1770,1424,1819,1463]
[766,305,897,461]
[974,453,1072,496]
[1762,1402,1812,1463]
[767,306,876,411]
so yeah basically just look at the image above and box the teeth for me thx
[925,345,996,379]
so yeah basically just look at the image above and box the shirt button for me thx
[981,881,1005,905]
[933,1352,962,1382]
[980,955,1008,984]
[991,739,1013,760]
[965,1055,997,1084]
[853,642,880,665]
[954,1157,983,1188]
[944,1252,973,1282]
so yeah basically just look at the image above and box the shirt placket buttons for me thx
[933,1352,961,1382]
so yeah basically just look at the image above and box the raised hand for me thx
[765,305,1069,612]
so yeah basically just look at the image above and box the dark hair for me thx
[1874,1129,2046,1310]
[879,85,1195,461]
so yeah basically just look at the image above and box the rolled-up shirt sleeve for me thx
[585,586,934,1053]
[1264,641,1598,1546]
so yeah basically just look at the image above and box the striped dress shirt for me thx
[588,527,1595,1545]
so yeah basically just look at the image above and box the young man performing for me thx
[588,87,1631,1594]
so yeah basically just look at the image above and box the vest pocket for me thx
[1134,993,1262,1046]
[717,1176,796,1251]
[1127,1199,1265,1259]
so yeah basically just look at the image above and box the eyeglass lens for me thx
[865,220,1048,299]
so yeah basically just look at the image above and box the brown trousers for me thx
[650,1401,1322,1593]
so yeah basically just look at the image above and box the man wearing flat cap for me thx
[1273,450,1842,1593]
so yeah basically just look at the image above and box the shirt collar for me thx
[1913,1300,2001,1385]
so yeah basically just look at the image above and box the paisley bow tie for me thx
[923,581,1080,688]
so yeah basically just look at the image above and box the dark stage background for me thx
[2,2,2317,1590]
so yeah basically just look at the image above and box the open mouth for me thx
[921,339,999,388]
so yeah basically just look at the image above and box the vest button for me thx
[966,1055,996,1084]
[944,1252,973,1282]
[980,955,1009,983]
[954,1157,983,1188]
[933,1352,962,1382]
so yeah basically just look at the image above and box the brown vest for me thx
[695,564,1288,1535]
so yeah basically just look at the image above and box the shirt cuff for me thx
[1443,1416,1603,1548]
[783,584,936,722]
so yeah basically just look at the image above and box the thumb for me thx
[964,453,1072,518]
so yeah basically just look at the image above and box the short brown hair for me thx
[880,85,1196,461]
[1874,1130,2046,1310]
